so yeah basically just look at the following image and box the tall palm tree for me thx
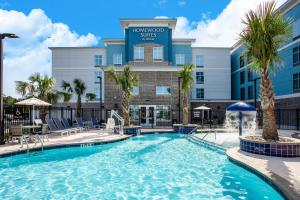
[15,73,64,122]
[240,1,292,140]
[179,64,194,125]
[107,65,139,126]
[61,79,86,117]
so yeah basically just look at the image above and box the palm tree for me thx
[86,93,96,102]
[15,73,64,122]
[178,64,194,125]
[61,79,86,117]
[240,1,292,140]
[107,65,139,126]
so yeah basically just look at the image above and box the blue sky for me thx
[0,0,230,39]
[0,0,287,97]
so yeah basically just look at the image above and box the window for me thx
[293,19,300,38]
[240,55,245,68]
[196,72,204,84]
[176,54,185,65]
[156,105,171,121]
[240,88,245,100]
[293,46,300,66]
[153,47,163,61]
[293,73,300,93]
[94,87,101,99]
[133,86,139,96]
[94,55,103,66]
[240,71,245,84]
[94,71,102,83]
[247,68,253,82]
[113,53,122,65]
[248,85,253,99]
[129,105,139,121]
[156,86,171,95]
[196,88,204,99]
[196,55,204,68]
[134,47,144,60]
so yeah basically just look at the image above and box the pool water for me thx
[0,133,283,200]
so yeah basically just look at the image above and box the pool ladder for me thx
[22,135,44,154]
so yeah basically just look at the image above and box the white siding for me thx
[191,48,231,100]
[51,48,106,102]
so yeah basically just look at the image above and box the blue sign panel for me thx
[125,27,172,63]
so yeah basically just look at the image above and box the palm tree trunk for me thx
[76,95,82,117]
[122,92,130,127]
[182,92,189,125]
[260,72,279,140]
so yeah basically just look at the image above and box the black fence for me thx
[2,105,300,141]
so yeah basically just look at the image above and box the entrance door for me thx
[140,105,156,127]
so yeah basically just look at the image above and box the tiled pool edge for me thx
[0,135,131,158]
[227,148,299,200]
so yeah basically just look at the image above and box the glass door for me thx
[139,105,156,127]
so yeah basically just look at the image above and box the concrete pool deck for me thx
[0,130,131,156]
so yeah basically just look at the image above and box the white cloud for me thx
[178,0,186,7]
[173,0,287,47]
[0,9,98,97]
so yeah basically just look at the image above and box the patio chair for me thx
[52,117,78,134]
[9,125,29,147]
[91,116,101,129]
[45,118,69,136]
[75,117,90,130]
[62,118,83,132]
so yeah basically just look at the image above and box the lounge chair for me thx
[91,116,101,128]
[9,125,29,147]
[45,118,69,136]
[62,118,83,132]
[75,117,90,130]
[52,117,78,134]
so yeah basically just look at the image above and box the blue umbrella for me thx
[226,101,256,111]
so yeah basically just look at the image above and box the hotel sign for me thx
[132,27,166,41]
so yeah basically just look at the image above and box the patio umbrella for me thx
[15,97,52,124]
[194,105,211,126]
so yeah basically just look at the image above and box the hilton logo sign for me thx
[132,27,165,41]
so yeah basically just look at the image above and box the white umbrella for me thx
[15,97,52,124]
[194,105,211,126]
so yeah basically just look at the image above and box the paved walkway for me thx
[0,130,131,156]
[227,147,300,200]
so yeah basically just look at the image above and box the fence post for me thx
[70,108,73,125]
[61,107,63,118]
[297,109,299,131]
[278,109,281,129]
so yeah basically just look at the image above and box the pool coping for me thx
[0,135,132,158]
[227,147,300,200]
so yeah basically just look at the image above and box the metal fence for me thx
[2,105,300,141]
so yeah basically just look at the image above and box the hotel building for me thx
[50,0,300,127]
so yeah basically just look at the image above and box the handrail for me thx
[110,110,124,134]
[200,129,217,140]
[36,135,44,151]
[21,136,29,154]
[187,125,200,135]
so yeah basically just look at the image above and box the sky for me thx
[0,0,287,97]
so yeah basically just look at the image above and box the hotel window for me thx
[176,54,185,65]
[196,72,204,84]
[94,71,102,83]
[293,73,300,93]
[133,86,139,96]
[153,47,163,61]
[247,68,253,82]
[196,55,204,68]
[94,55,103,66]
[196,88,204,99]
[240,71,245,84]
[293,19,300,39]
[134,47,144,61]
[240,55,245,68]
[293,46,300,66]
[113,53,122,65]
[156,86,171,95]
[240,88,245,100]
[94,87,101,99]
[156,105,171,121]
[129,105,140,121]
[248,85,254,99]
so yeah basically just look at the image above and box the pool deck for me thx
[0,130,131,156]
[227,147,300,200]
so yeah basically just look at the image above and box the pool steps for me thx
[186,134,226,153]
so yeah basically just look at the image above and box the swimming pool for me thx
[0,133,283,199]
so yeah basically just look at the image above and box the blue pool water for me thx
[0,134,283,199]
